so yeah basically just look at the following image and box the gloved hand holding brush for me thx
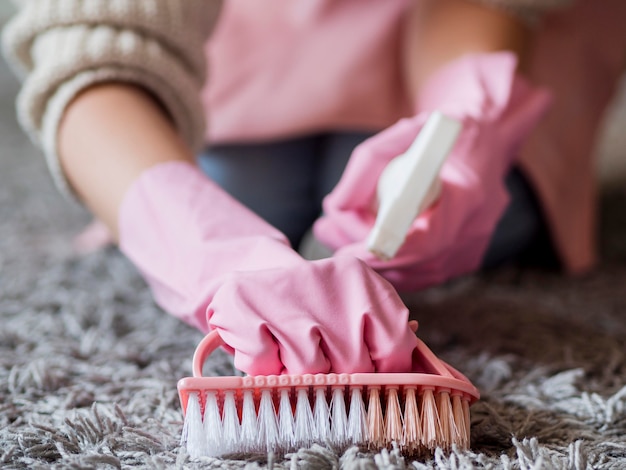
[119,161,417,375]
[314,52,552,291]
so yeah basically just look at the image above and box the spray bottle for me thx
[367,112,462,260]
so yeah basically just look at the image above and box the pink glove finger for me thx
[207,257,417,375]
[309,257,417,373]
[72,219,113,254]
[322,116,428,213]
[313,208,377,250]
[334,174,511,291]
[313,118,428,250]
[208,268,336,375]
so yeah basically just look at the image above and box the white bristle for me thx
[240,389,259,452]
[180,393,196,446]
[278,389,296,451]
[182,392,206,458]
[313,387,331,443]
[294,388,315,448]
[347,387,368,446]
[330,387,349,447]
[258,389,279,452]
[203,391,222,457]
[222,391,240,454]
[181,382,471,457]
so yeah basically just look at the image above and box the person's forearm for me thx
[58,83,196,239]
[403,0,531,101]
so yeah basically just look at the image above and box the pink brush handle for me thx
[192,329,472,386]
[192,330,226,377]
[181,330,480,407]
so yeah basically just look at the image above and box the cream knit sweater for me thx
[2,0,222,199]
[2,0,570,200]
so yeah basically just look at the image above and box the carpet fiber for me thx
[1,60,626,469]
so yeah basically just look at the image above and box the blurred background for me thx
[0,3,11,22]
[1,0,626,246]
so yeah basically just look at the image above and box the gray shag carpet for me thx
[2,59,626,469]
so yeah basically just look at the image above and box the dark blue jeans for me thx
[198,132,549,271]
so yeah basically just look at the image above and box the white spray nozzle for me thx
[366,112,462,260]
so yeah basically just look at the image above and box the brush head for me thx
[178,331,480,458]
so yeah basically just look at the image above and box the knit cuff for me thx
[3,0,213,80]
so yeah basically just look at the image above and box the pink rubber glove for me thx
[208,256,417,375]
[314,52,552,291]
[119,161,416,374]
[72,219,113,254]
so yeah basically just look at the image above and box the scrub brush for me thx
[367,112,462,260]
[179,329,480,458]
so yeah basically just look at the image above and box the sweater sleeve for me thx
[1,0,222,200]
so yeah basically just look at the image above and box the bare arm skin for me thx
[403,0,532,101]
[58,84,195,240]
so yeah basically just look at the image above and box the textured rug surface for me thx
[1,58,626,469]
